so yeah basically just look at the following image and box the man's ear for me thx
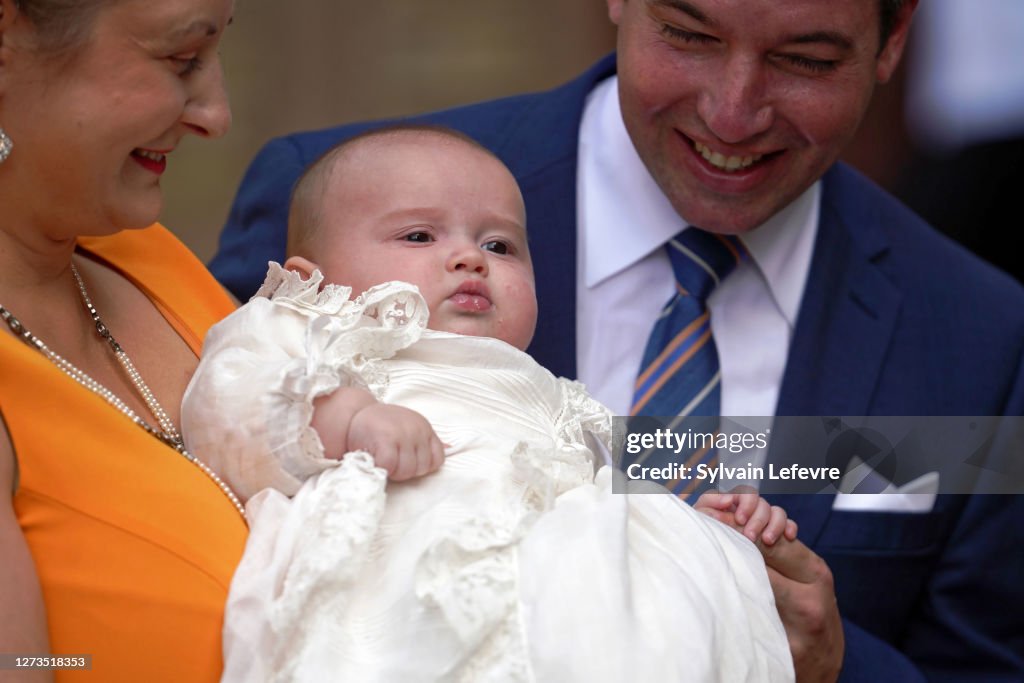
[876,0,919,84]
[607,0,626,26]
[283,256,319,280]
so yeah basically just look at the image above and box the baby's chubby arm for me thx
[312,387,444,481]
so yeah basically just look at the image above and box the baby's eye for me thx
[403,232,434,243]
[482,240,510,255]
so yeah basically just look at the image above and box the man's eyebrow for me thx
[787,31,854,51]
[650,1,855,52]
[651,0,713,27]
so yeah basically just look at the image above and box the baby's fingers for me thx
[741,498,772,542]
[411,437,440,478]
[692,491,735,512]
[731,489,761,525]
[759,504,791,545]
[428,434,445,474]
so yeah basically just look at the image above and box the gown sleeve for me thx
[181,263,428,502]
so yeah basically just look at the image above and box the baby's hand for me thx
[346,403,445,481]
[694,490,798,546]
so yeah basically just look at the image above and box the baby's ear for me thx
[283,256,319,280]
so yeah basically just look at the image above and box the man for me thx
[212,1,1024,680]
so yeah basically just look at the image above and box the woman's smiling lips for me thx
[131,148,169,175]
[448,280,492,312]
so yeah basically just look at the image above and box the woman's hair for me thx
[15,0,112,56]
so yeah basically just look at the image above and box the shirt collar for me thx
[578,75,818,328]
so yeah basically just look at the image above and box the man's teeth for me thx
[694,142,762,171]
[135,149,165,162]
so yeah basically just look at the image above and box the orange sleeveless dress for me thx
[1,225,247,682]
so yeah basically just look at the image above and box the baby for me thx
[184,126,795,682]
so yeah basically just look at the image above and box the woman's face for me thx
[1,0,234,236]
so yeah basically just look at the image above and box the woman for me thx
[0,0,245,680]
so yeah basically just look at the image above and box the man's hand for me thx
[346,403,445,481]
[696,493,843,682]
[761,537,844,683]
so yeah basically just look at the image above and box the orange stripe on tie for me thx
[677,438,718,498]
[669,441,715,493]
[716,233,743,265]
[634,311,709,390]
[631,326,712,415]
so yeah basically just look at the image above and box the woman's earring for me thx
[0,127,12,164]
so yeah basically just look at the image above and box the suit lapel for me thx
[768,165,904,543]
[777,164,903,417]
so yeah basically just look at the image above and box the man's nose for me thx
[696,55,773,144]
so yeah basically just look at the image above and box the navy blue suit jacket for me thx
[212,55,1024,681]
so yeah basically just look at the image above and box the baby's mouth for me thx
[449,281,492,312]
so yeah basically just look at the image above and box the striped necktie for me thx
[627,228,745,495]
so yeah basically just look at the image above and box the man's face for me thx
[608,0,912,234]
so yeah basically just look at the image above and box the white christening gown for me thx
[182,264,794,683]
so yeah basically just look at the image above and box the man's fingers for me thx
[761,537,831,585]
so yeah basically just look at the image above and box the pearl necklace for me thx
[0,264,245,519]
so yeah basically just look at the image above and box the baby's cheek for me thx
[500,280,538,350]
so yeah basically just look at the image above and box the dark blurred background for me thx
[163,0,1023,283]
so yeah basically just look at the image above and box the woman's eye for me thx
[482,240,510,255]
[172,55,203,76]
[403,232,433,243]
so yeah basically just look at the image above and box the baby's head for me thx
[285,125,537,351]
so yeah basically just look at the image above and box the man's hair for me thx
[879,0,908,50]
[286,124,502,259]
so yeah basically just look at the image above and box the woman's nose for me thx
[182,56,232,139]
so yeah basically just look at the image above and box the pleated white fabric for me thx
[182,265,794,683]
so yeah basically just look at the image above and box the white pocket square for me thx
[832,456,939,513]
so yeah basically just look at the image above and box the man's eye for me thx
[660,24,715,45]
[782,54,838,74]
[403,232,433,243]
[482,240,510,255]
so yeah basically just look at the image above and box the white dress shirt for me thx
[575,76,819,420]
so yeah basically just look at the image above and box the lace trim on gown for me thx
[257,264,428,473]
